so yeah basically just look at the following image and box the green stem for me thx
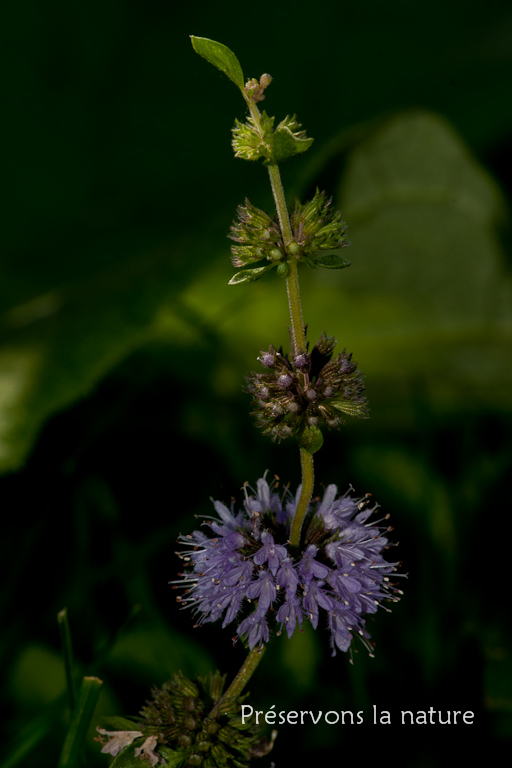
[289,448,315,547]
[246,96,314,549]
[284,257,306,356]
[267,163,293,245]
[210,646,265,717]
[266,163,306,356]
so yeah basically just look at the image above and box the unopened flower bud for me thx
[259,351,275,367]
[299,425,323,453]
[293,353,309,369]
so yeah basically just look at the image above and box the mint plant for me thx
[94,36,403,768]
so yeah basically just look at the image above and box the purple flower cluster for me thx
[246,332,368,442]
[175,478,402,657]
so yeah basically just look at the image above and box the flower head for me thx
[245,332,368,443]
[174,478,402,657]
[227,189,350,285]
[133,671,274,768]
[290,189,350,256]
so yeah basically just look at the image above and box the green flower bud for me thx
[299,425,324,454]
[289,189,351,268]
[277,262,289,277]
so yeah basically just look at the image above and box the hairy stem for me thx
[266,164,306,356]
[210,646,265,717]
[289,448,314,547]
[267,163,293,245]
[247,97,314,549]
[284,257,306,356]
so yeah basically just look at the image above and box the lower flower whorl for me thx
[175,477,402,657]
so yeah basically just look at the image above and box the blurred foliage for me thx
[1,1,512,767]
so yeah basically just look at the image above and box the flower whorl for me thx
[175,477,402,657]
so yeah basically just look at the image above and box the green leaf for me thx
[329,109,512,412]
[190,36,244,91]
[269,117,314,163]
[109,741,185,767]
[0,234,195,474]
[58,676,103,767]
[228,263,276,285]
[96,716,141,732]
[312,252,351,269]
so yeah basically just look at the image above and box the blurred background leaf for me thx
[1,1,512,766]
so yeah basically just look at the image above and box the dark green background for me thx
[1,1,511,766]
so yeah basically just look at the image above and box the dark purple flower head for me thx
[245,333,368,443]
[174,477,402,657]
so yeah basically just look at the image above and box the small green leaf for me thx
[269,117,313,163]
[158,746,187,766]
[109,741,185,767]
[190,36,244,91]
[329,400,368,418]
[228,264,276,285]
[312,252,351,269]
[96,716,141,732]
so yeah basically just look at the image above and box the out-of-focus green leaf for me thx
[320,110,512,412]
[107,621,214,683]
[336,110,509,328]
[0,702,62,768]
[484,637,512,738]
[312,252,351,269]
[279,623,320,692]
[190,36,244,91]
[0,237,194,474]
[8,644,66,707]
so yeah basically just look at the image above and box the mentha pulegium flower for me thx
[228,191,351,284]
[290,189,350,260]
[138,670,275,768]
[174,477,402,657]
[244,73,272,103]
[231,112,313,165]
[229,198,283,268]
[245,332,368,443]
